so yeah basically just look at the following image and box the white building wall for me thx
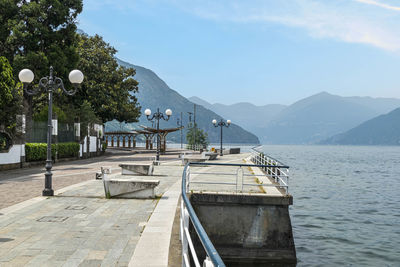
[0,145,23,164]
[79,144,83,157]
[90,136,97,152]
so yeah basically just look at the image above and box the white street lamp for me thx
[145,108,172,161]
[212,119,231,156]
[144,109,152,116]
[68,69,84,84]
[18,69,34,83]
[19,66,83,196]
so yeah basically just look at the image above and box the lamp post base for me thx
[42,188,54,196]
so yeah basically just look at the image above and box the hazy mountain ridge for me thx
[110,58,260,144]
[191,92,400,144]
[188,96,286,141]
[321,108,400,145]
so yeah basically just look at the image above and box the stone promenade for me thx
[0,150,175,209]
[0,148,253,266]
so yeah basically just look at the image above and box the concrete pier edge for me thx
[128,179,181,266]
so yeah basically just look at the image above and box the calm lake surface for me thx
[260,145,400,266]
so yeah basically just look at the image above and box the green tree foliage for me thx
[78,100,100,137]
[75,33,141,123]
[33,105,68,123]
[0,0,83,122]
[186,123,209,146]
[1,0,83,80]
[0,56,22,131]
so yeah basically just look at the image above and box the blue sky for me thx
[78,0,400,105]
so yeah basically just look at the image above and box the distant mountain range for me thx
[190,92,400,144]
[188,96,286,130]
[106,58,260,144]
[321,108,400,145]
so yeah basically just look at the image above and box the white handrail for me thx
[250,150,290,194]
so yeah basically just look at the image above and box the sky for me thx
[78,0,400,105]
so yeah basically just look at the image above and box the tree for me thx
[186,123,209,147]
[1,0,83,80]
[0,56,22,133]
[0,0,83,123]
[75,33,141,123]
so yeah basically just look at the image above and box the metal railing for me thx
[186,144,206,151]
[180,159,291,266]
[186,162,289,194]
[251,148,290,194]
[181,163,226,267]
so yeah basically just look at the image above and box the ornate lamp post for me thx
[145,108,172,161]
[19,67,83,196]
[212,119,231,156]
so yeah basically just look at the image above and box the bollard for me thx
[101,166,112,198]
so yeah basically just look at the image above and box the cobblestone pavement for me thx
[0,149,183,209]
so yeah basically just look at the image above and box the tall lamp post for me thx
[177,112,183,149]
[19,66,84,196]
[212,119,231,156]
[144,108,172,161]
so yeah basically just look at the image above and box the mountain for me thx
[343,96,400,114]
[260,92,400,144]
[189,92,400,144]
[188,96,286,142]
[109,58,260,144]
[322,107,400,145]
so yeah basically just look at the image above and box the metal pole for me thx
[180,112,183,149]
[43,67,54,196]
[156,108,160,161]
[220,122,223,156]
[193,104,196,150]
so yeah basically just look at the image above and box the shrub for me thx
[58,142,80,158]
[102,141,107,152]
[25,142,80,162]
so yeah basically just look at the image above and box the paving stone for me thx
[79,259,103,266]
[0,150,250,266]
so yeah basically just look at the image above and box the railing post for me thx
[203,256,214,267]
[182,205,189,267]
[186,166,191,192]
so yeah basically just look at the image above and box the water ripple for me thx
[261,145,400,266]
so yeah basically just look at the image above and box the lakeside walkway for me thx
[0,150,260,266]
[0,149,270,266]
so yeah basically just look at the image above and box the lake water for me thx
[260,145,400,266]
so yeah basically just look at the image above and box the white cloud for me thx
[355,0,400,11]
[167,0,400,52]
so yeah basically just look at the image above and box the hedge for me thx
[25,142,80,162]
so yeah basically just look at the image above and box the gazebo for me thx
[139,125,183,152]
[104,125,183,151]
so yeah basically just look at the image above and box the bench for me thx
[101,166,159,199]
[229,148,241,154]
[103,178,160,199]
[182,156,208,165]
[119,163,154,176]
[202,152,218,160]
